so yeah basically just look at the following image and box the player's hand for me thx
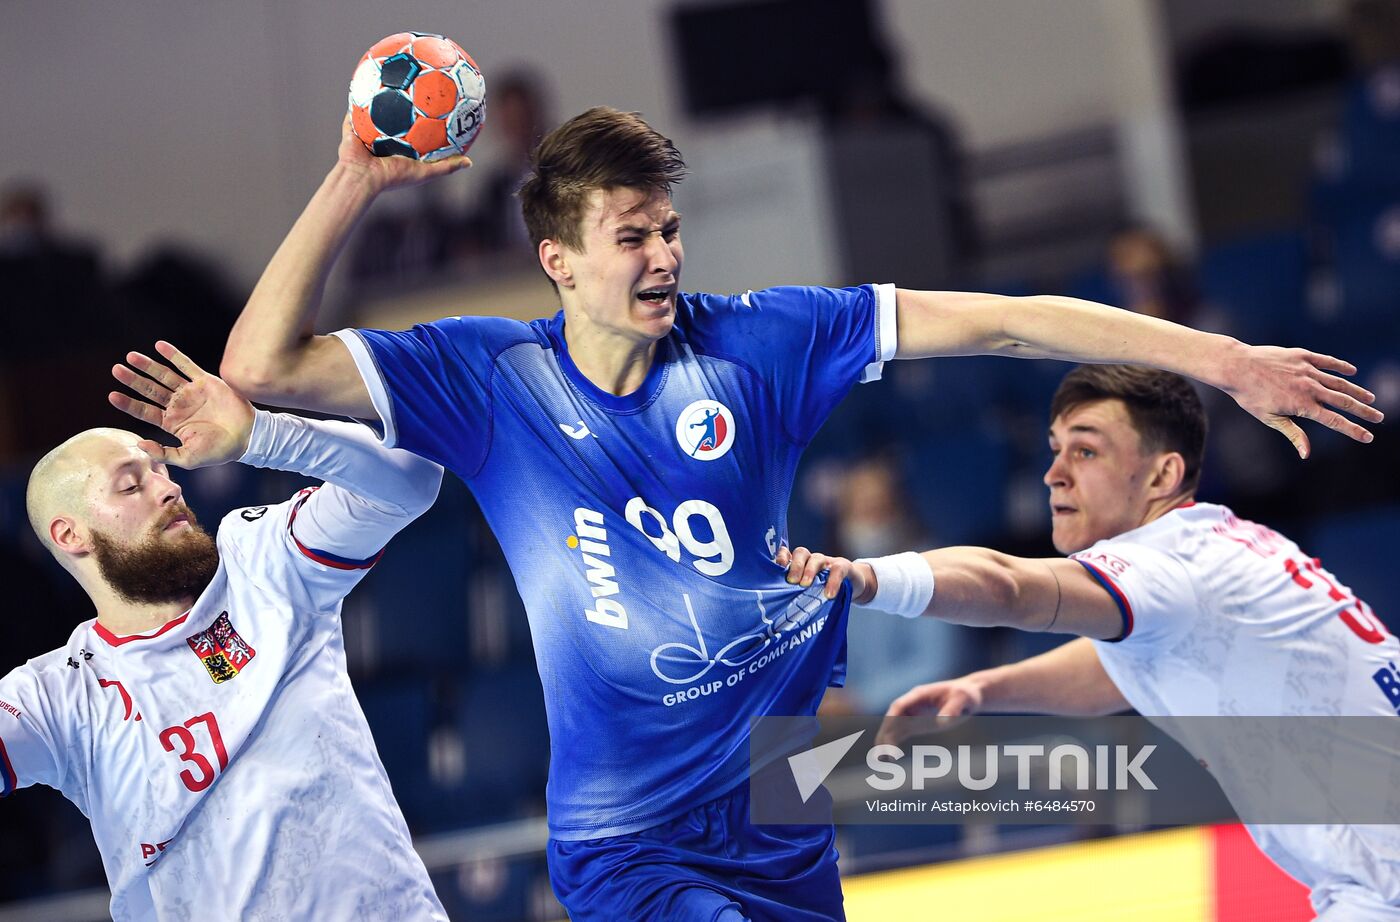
[776,546,872,602]
[336,113,470,194]
[109,342,255,470]
[1220,343,1383,458]
[876,679,984,747]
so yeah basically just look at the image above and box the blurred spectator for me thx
[0,183,105,352]
[817,42,977,282]
[819,456,981,715]
[349,188,454,283]
[455,69,550,257]
[1344,0,1400,72]
[1105,224,1204,325]
[0,183,109,460]
[111,245,244,374]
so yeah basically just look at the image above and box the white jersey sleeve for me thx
[238,409,443,563]
[216,489,380,615]
[1071,540,1201,648]
[0,655,74,801]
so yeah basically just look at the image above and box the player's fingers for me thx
[875,712,930,748]
[1316,371,1376,406]
[1304,404,1375,444]
[1305,351,1357,376]
[1325,391,1384,425]
[155,342,204,379]
[775,546,791,567]
[158,444,193,469]
[134,438,169,462]
[111,366,171,407]
[886,686,931,718]
[426,155,472,178]
[124,352,183,391]
[823,559,850,599]
[801,553,830,587]
[108,392,165,428]
[785,547,811,583]
[1270,416,1311,459]
[937,693,971,719]
[1316,384,1384,424]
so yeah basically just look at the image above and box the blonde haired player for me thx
[786,365,1399,921]
[2,343,448,920]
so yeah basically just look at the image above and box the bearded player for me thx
[1,342,448,920]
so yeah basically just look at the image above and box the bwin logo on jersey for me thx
[569,508,628,630]
[675,400,736,461]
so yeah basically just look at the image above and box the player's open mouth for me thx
[163,514,191,532]
[636,286,674,306]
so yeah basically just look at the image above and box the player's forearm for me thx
[993,295,1236,390]
[966,638,1129,716]
[858,547,1122,639]
[223,164,378,402]
[894,290,1237,392]
[240,410,442,516]
[919,548,1125,639]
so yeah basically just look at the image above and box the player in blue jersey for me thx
[222,106,1380,921]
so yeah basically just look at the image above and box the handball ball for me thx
[348,32,485,160]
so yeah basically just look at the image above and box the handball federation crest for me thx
[675,400,736,461]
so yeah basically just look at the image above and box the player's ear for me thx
[49,515,91,558]
[1148,452,1186,499]
[540,238,573,288]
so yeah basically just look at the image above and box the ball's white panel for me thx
[348,56,382,108]
[446,96,485,152]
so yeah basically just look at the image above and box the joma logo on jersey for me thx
[568,508,628,630]
[186,612,257,684]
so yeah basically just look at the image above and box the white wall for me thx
[0,0,1151,290]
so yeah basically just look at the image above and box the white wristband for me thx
[854,552,935,619]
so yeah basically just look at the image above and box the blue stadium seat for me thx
[1317,199,1400,330]
[1198,230,1310,345]
[357,475,476,672]
[355,678,437,826]
[1335,67,1400,193]
[451,666,550,824]
[1062,265,1117,309]
[906,426,1011,547]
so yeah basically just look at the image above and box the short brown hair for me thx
[1050,365,1208,495]
[518,106,687,253]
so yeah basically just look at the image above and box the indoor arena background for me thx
[3,1,1398,919]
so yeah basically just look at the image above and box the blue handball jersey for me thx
[337,283,897,839]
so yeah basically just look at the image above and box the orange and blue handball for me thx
[348,31,485,160]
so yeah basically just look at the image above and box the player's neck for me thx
[561,318,659,397]
[91,589,194,639]
[1139,492,1195,529]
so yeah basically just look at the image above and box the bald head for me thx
[26,428,145,556]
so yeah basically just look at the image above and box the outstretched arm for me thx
[885,637,1130,719]
[111,342,443,530]
[781,545,1125,640]
[892,289,1382,457]
[221,118,470,416]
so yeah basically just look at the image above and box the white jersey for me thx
[0,486,447,921]
[1076,501,1400,914]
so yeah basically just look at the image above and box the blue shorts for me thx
[547,783,845,922]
